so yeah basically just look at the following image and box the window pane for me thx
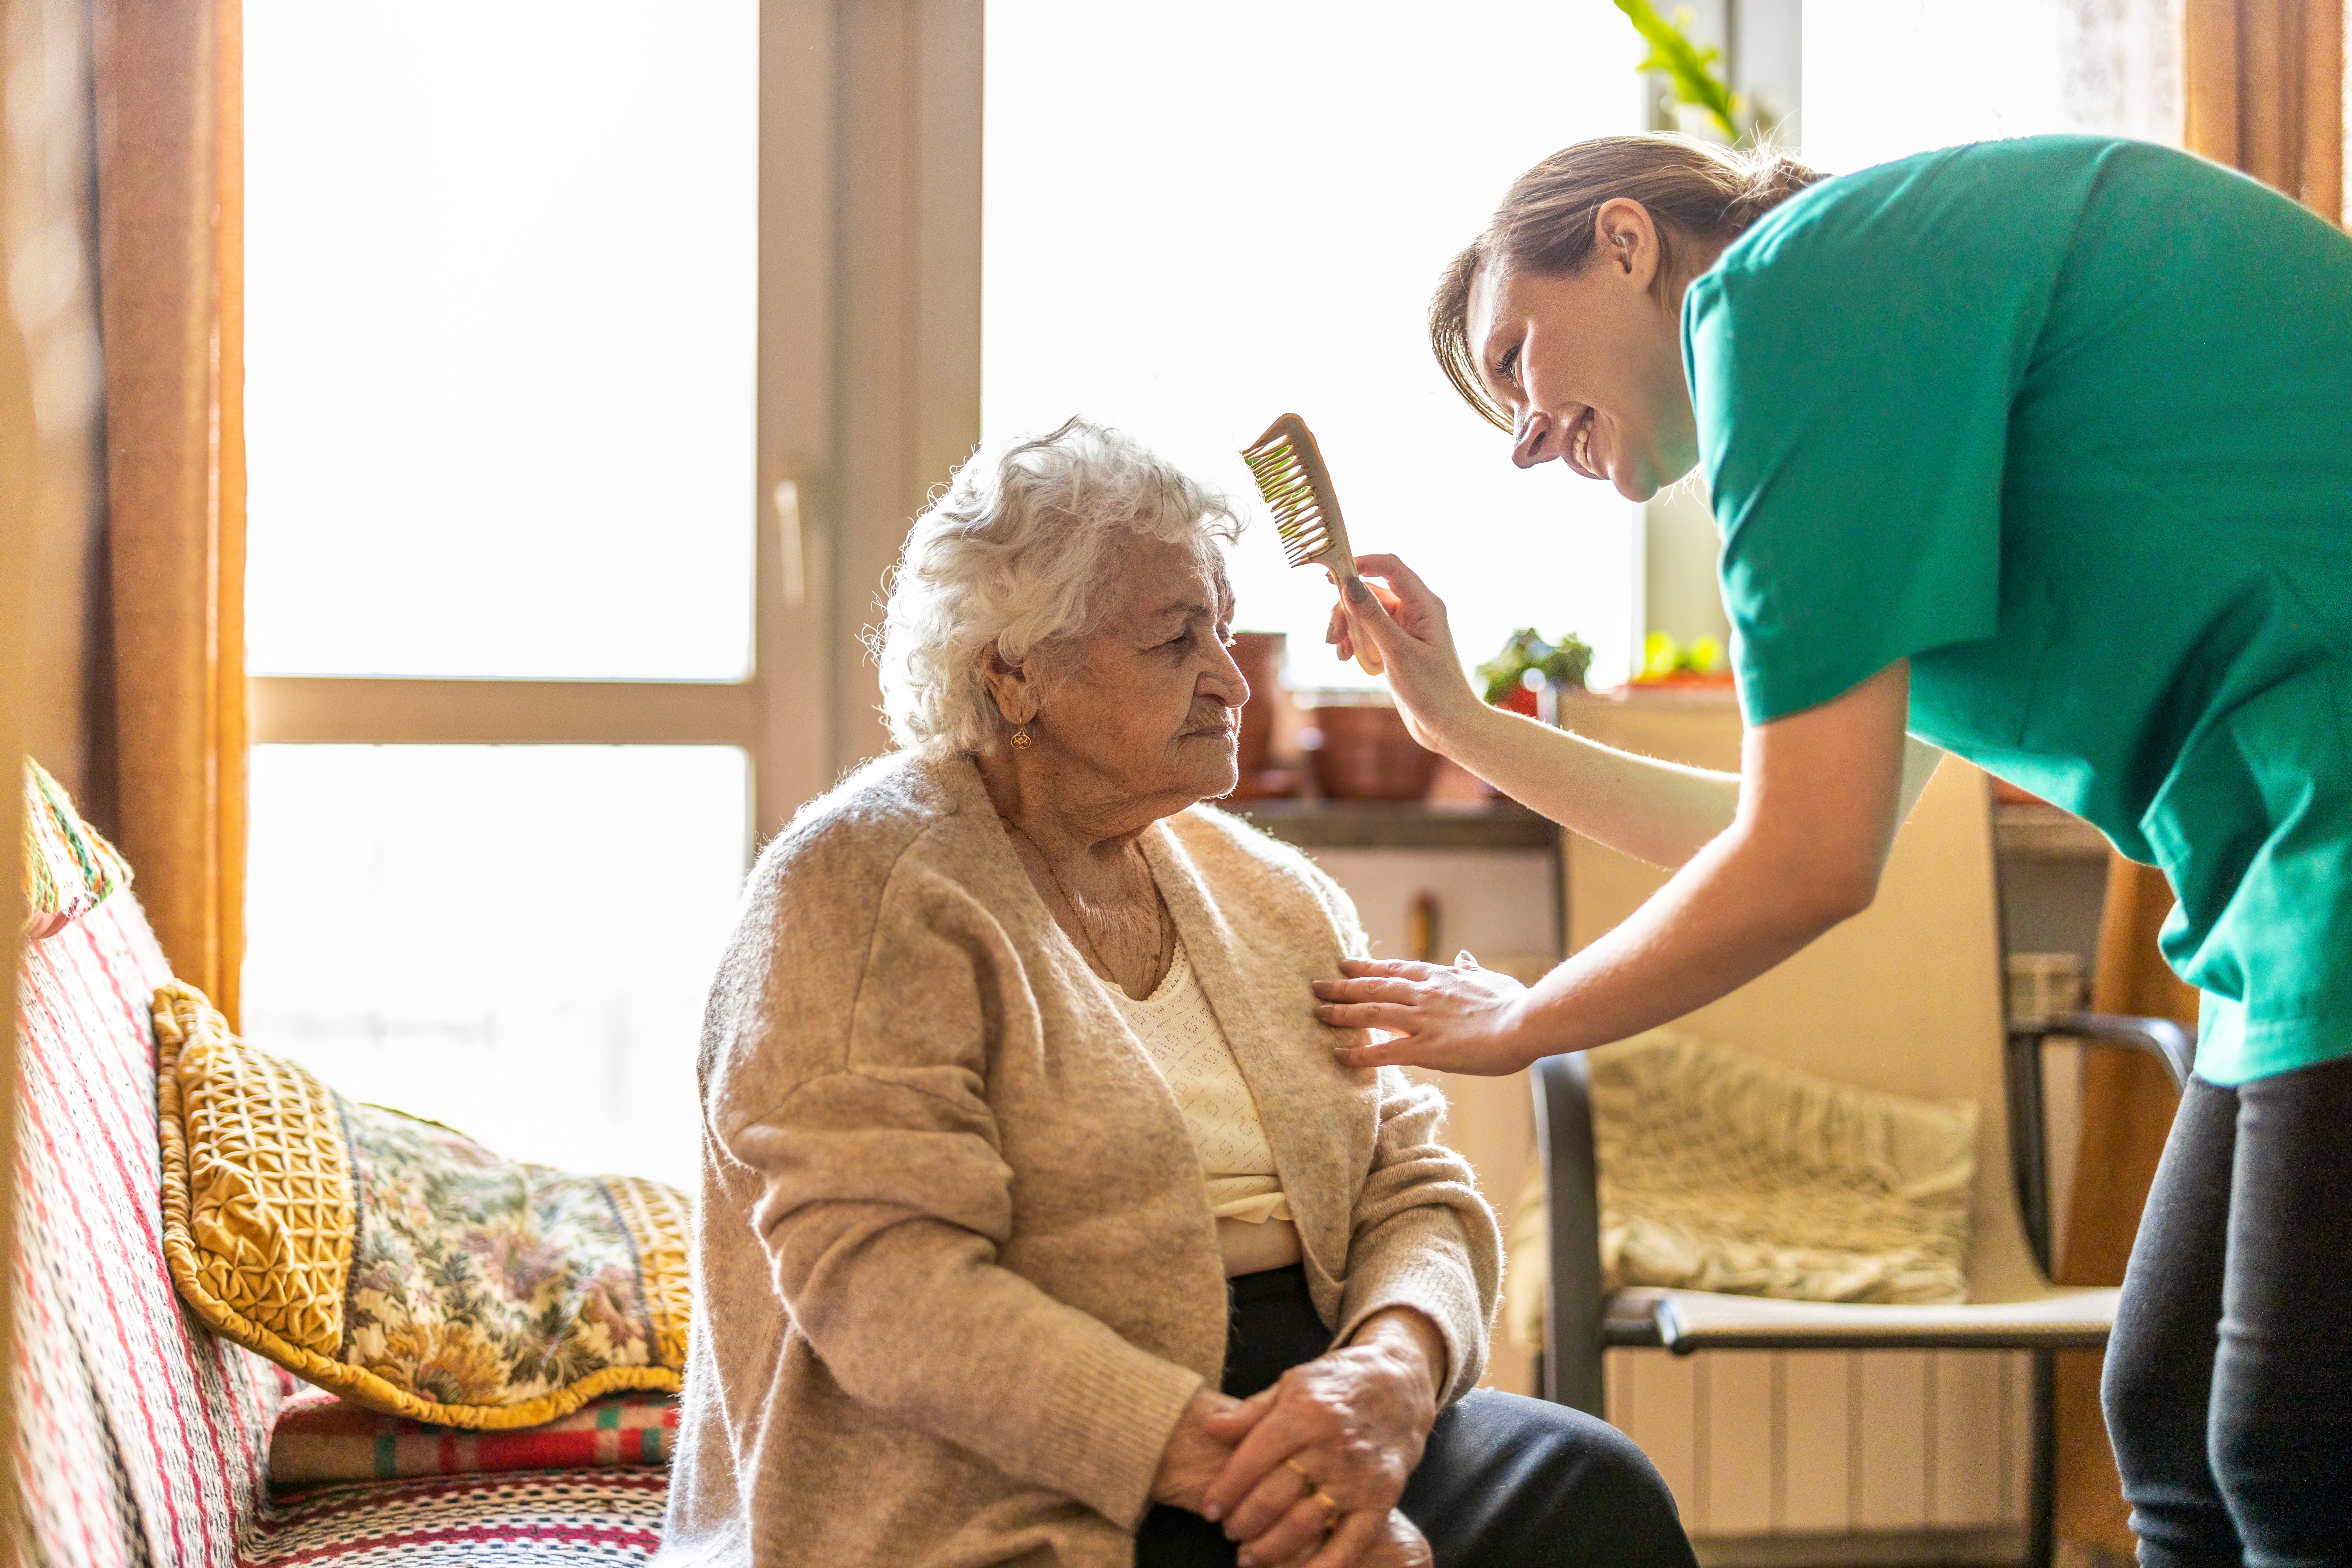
[982,3,1647,689]
[244,2,758,680]
[242,746,748,1190]
[1804,0,2182,174]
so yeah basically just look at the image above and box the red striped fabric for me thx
[12,895,284,1568]
[269,1391,678,1486]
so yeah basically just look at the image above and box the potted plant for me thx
[1478,628,1596,716]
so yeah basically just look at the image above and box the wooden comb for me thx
[1241,413,1381,674]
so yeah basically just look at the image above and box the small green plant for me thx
[1613,0,1745,145]
[1479,628,1596,704]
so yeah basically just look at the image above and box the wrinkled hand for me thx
[1364,1510,1434,1568]
[1323,554,1480,756]
[1153,1388,1260,1514]
[1313,953,1538,1077]
[1197,1322,1441,1567]
[1250,1508,1434,1568]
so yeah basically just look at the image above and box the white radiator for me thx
[1608,1346,2032,1550]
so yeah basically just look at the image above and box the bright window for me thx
[1804,0,2182,173]
[244,747,744,1188]
[240,1,763,1188]
[244,0,758,680]
[983,2,1648,688]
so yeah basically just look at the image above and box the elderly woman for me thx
[659,419,1694,1568]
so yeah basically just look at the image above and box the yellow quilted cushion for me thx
[154,983,690,1428]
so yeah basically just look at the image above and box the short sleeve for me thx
[1689,148,2068,724]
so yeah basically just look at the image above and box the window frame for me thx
[246,0,983,844]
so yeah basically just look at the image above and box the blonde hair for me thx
[872,417,1241,755]
[1430,134,1825,430]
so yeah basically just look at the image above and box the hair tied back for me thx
[1429,134,1826,430]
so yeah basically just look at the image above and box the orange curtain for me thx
[91,0,247,1023]
[2186,0,2346,222]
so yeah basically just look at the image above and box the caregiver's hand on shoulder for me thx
[1324,554,1480,756]
[1314,952,1536,1076]
[1197,1310,1443,1567]
[1153,1388,1258,1514]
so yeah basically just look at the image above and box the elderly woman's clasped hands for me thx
[1188,1308,1449,1567]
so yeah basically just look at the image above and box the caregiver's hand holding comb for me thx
[1309,554,1939,1077]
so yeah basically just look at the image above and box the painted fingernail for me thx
[1345,577,1370,603]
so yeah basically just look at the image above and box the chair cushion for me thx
[153,982,690,1429]
[12,894,285,1568]
[246,1469,667,1564]
[270,1390,677,1487]
[1591,1030,1980,1304]
[20,757,133,939]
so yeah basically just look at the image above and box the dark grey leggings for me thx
[1135,1265,1696,1568]
[2104,1055,2352,1565]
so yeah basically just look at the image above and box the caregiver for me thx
[1312,133,2352,1563]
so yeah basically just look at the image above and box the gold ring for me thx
[1284,1457,1342,1532]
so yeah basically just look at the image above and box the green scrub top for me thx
[1688,135,2352,1086]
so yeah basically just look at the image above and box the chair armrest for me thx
[2022,1012,2194,1091]
[1530,1052,1606,1415]
[2004,1012,2194,1273]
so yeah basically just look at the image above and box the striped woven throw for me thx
[268,1388,678,1487]
[22,757,132,939]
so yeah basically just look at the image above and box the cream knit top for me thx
[1108,937,1301,1275]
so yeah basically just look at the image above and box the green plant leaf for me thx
[1612,0,1744,142]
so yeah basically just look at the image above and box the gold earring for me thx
[1009,726,1032,750]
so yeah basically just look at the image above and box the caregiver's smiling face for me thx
[1466,198,1704,503]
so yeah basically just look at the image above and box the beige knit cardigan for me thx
[658,747,1501,1568]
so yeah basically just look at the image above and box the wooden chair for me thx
[1530,698,2186,1567]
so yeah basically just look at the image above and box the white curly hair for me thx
[873,417,1244,755]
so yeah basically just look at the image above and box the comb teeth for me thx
[1240,413,1351,575]
[1241,439,1331,565]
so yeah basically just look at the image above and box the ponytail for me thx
[1430,134,1825,429]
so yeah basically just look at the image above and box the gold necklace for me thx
[1001,817,1164,988]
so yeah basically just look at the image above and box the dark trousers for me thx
[2104,1055,2352,1565]
[1135,1266,1696,1568]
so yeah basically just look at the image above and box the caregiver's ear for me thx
[1591,197,1662,285]
[980,640,1040,725]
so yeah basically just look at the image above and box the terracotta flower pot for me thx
[1230,632,1285,776]
[1306,701,1439,802]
